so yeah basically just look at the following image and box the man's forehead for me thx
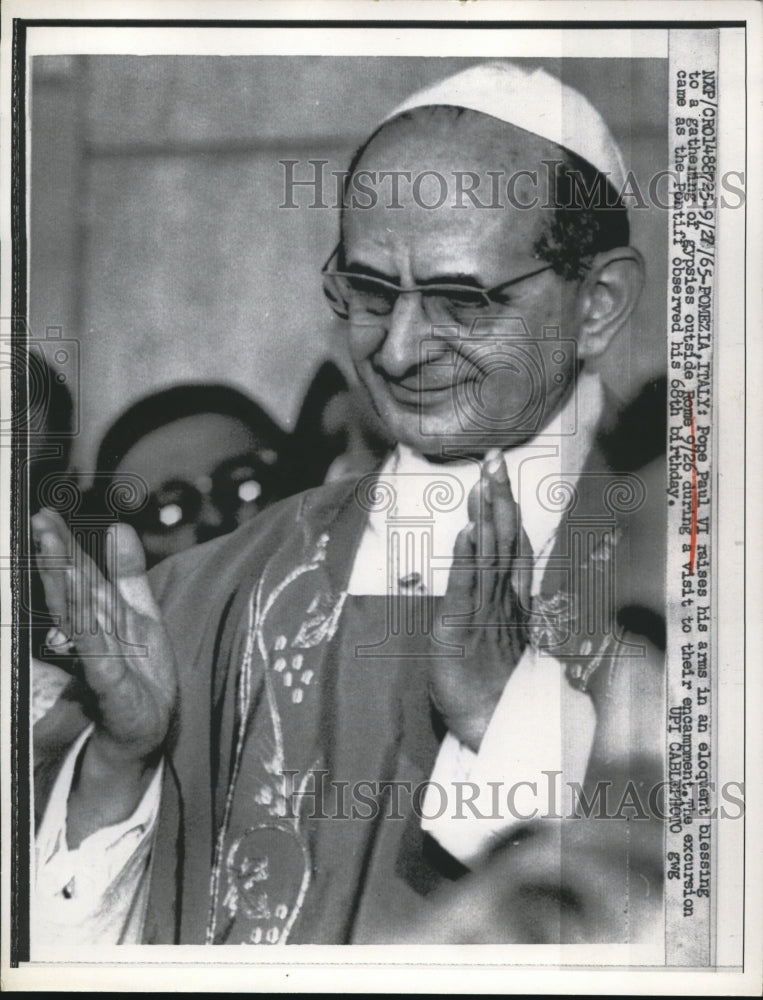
[342,204,543,280]
[343,112,549,273]
[356,108,561,177]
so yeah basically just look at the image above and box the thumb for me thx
[106,522,161,620]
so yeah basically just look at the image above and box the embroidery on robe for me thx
[207,580,262,943]
[530,526,625,692]
[292,590,348,649]
[565,633,620,693]
[528,590,575,653]
[218,820,313,944]
[206,530,347,944]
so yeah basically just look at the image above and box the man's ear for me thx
[575,247,645,359]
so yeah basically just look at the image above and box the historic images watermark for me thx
[279,159,746,212]
[274,769,745,825]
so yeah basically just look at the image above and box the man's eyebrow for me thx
[417,273,484,288]
[342,261,485,288]
[343,261,401,284]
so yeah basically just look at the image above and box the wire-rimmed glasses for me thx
[321,242,553,326]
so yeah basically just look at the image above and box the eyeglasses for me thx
[321,242,553,326]
[122,456,273,536]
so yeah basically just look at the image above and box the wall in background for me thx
[29,55,668,474]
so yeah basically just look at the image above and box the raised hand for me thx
[429,450,533,752]
[31,508,177,845]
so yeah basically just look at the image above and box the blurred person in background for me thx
[288,360,393,491]
[88,383,289,568]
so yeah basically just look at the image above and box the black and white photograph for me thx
[1,2,759,993]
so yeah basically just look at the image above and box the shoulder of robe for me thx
[147,477,359,616]
[597,374,667,474]
[596,375,668,642]
[149,472,364,656]
[572,379,668,780]
[613,452,666,642]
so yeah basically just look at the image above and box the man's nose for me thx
[374,292,431,378]
[196,495,224,531]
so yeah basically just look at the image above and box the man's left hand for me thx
[429,450,533,752]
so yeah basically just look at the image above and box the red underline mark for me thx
[688,391,698,574]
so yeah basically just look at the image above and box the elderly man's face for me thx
[342,114,583,457]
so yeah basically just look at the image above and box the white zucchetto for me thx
[386,61,627,190]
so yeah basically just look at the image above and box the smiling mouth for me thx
[383,377,457,403]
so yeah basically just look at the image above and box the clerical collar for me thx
[347,372,604,596]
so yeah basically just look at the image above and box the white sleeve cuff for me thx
[33,724,163,947]
[422,645,596,868]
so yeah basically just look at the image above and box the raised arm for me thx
[31,508,177,848]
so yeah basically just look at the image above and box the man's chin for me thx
[392,423,492,461]
[392,417,543,459]
[371,395,523,458]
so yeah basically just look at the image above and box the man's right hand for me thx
[31,508,177,848]
[428,452,532,752]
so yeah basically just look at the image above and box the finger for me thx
[465,460,495,559]
[511,525,534,618]
[444,522,476,618]
[105,522,161,620]
[32,506,69,537]
[32,508,70,572]
[473,453,504,618]
[485,454,518,565]
[466,474,483,525]
[478,495,497,564]
[32,513,74,634]
[474,477,498,619]
[33,509,112,649]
